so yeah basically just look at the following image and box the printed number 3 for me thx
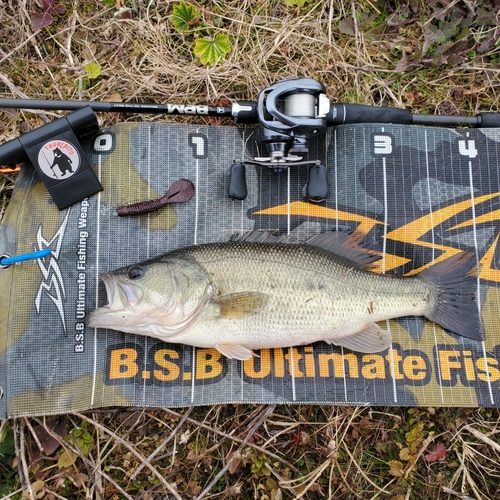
[373,135,393,155]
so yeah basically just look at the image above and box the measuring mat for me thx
[1,122,499,417]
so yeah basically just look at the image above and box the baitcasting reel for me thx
[228,78,330,202]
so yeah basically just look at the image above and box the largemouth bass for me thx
[85,232,484,360]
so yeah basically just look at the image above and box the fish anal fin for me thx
[213,292,268,318]
[216,343,253,360]
[328,322,391,353]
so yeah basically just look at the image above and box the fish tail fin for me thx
[419,251,484,341]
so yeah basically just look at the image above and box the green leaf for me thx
[172,2,199,32]
[69,422,95,457]
[194,33,231,65]
[405,422,424,452]
[0,426,15,455]
[58,449,77,469]
[283,0,310,6]
[84,62,101,80]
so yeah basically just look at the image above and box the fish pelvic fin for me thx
[327,322,392,353]
[215,343,254,360]
[213,292,268,318]
[419,251,484,341]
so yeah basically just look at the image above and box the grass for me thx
[1,0,500,498]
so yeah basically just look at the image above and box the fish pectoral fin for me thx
[213,292,268,318]
[215,343,254,360]
[328,323,392,353]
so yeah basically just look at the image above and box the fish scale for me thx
[187,243,428,340]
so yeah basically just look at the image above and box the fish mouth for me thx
[101,274,119,310]
[85,274,143,329]
[101,273,143,311]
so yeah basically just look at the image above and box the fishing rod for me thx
[2,78,500,206]
[1,79,499,127]
[0,97,258,121]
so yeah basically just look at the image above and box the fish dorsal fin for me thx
[213,292,268,318]
[230,229,380,270]
[230,230,290,244]
[328,322,391,353]
[306,231,380,270]
[215,343,254,360]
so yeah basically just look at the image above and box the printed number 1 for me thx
[188,133,208,159]
[458,139,478,159]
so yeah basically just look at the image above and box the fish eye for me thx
[127,266,144,280]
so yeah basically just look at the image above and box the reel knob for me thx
[228,162,247,200]
[307,163,328,202]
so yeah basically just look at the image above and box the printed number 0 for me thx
[93,133,114,152]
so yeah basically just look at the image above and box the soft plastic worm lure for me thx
[116,178,195,216]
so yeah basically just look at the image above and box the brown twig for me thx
[162,406,300,473]
[75,412,183,500]
[15,418,35,500]
[129,406,194,481]
[194,404,276,499]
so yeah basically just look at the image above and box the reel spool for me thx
[283,91,316,117]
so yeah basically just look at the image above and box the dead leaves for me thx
[388,459,405,478]
[22,480,45,499]
[386,418,447,479]
[425,442,447,463]
[28,419,67,464]
[337,1,500,71]
[226,450,244,475]
[21,418,94,497]
[30,0,65,30]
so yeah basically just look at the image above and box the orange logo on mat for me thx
[255,193,500,282]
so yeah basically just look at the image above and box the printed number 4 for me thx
[458,139,478,159]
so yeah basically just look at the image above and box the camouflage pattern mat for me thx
[1,121,500,417]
